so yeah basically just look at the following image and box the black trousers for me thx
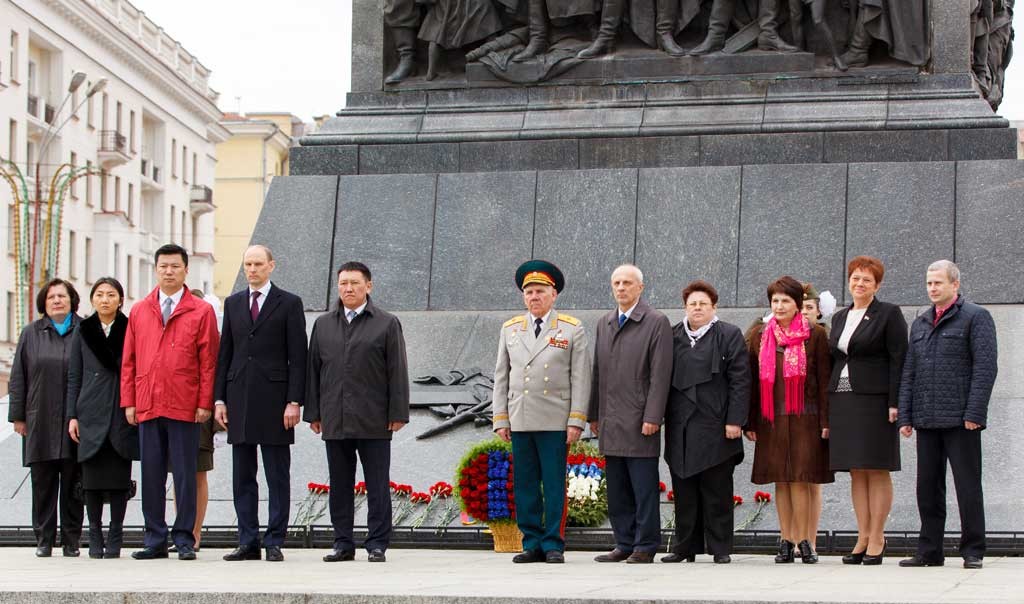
[233,443,291,547]
[605,456,661,553]
[139,417,200,549]
[325,439,392,552]
[29,458,83,548]
[915,427,985,560]
[670,459,735,556]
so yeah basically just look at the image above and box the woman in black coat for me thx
[662,281,750,564]
[828,256,908,565]
[8,278,84,557]
[67,278,138,559]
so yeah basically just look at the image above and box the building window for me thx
[180,210,186,247]
[169,206,175,244]
[100,171,108,211]
[6,292,14,343]
[114,175,121,212]
[6,204,15,251]
[138,257,146,295]
[84,237,93,283]
[182,145,188,184]
[8,119,16,161]
[171,138,177,177]
[68,230,77,279]
[127,183,134,222]
[69,152,77,198]
[86,83,94,128]
[100,92,108,131]
[126,254,133,298]
[85,160,93,206]
[191,214,198,251]
[129,110,136,153]
[115,101,122,135]
[192,152,197,184]
[113,243,121,281]
[9,31,18,82]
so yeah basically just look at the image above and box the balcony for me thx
[189,185,214,215]
[98,131,131,167]
[25,95,57,137]
[140,158,163,192]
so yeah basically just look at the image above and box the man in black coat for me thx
[898,260,998,570]
[304,261,410,564]
[214,245,307,562]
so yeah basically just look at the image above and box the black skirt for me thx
[828,391,901,471]
[81,440,132,491]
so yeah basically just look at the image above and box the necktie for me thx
[618,313,627,328]
[534,317,543,338]
[251,291,261,322]
[162,297,173,325]
[347,310,357,323]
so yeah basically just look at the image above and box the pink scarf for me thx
[758,314,811,424]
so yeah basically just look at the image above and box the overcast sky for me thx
[131,1,1021,123]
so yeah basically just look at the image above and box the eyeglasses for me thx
[686,301,713,308]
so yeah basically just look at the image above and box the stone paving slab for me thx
[0,549,1018,604]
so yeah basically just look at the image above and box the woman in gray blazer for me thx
[67,277,138,559]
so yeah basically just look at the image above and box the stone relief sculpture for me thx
[972,0,1015,110]
[840,0,929,69]
[376,0,979,86]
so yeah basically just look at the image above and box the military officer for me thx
[493,260,591,564]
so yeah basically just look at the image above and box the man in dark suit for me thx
[305,261,410,563]
[214,245,307,562]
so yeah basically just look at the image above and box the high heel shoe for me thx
[775,539,796,564]
[862,540,886,566]
[798,540,818,564]
[842,549,866,565]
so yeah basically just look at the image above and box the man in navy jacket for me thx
[898,260,997,570]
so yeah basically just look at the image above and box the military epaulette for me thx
[503,316,526,328]
[557,313,581,326]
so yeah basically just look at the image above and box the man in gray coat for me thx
[589,265,673,564]
[304,261,410,563]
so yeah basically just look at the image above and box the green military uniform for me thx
[493,260,591,557]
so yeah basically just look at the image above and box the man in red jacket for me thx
[121,244,219,560]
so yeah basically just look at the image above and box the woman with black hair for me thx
[8,278,85,557]
[67,277,138,558]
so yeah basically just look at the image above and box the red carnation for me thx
[658,481,667,492]
[733,495,743,506]
[667,490,675,501]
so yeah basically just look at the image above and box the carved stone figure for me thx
[578,0,687,58]
[973,0,1015,110]
[841,0,929,69]
[384,0,422,84]
[690,0,800,56]
[789,0,848,70]
[418,0,505,79]
[512,0,599,62]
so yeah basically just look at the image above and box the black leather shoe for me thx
[963,557,983,569]
[545,550,564,564]
[177,545,196,560]
[862,540,886,566]
[899,555,944,567]
[661,553,696,563]
[842,549,866,565]
[714,554,731,564]
[626,551,654,564]
[265,546,284,562]
[513,550,545,563]
[132,546,169,560]
[103,551,120,559]
[323,549,355,562]
[594,549,631,562]
[63,544,81,558]
[367,548,386,563]
[775,540,795,563]
[798,540,819,564]
[35,545,52,558]
[223,544,261,561]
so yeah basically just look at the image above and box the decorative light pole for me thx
[1,74,107,330]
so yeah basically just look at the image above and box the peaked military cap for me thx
[515,259,565,293]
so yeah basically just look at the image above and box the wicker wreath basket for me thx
[488,522,524,553]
